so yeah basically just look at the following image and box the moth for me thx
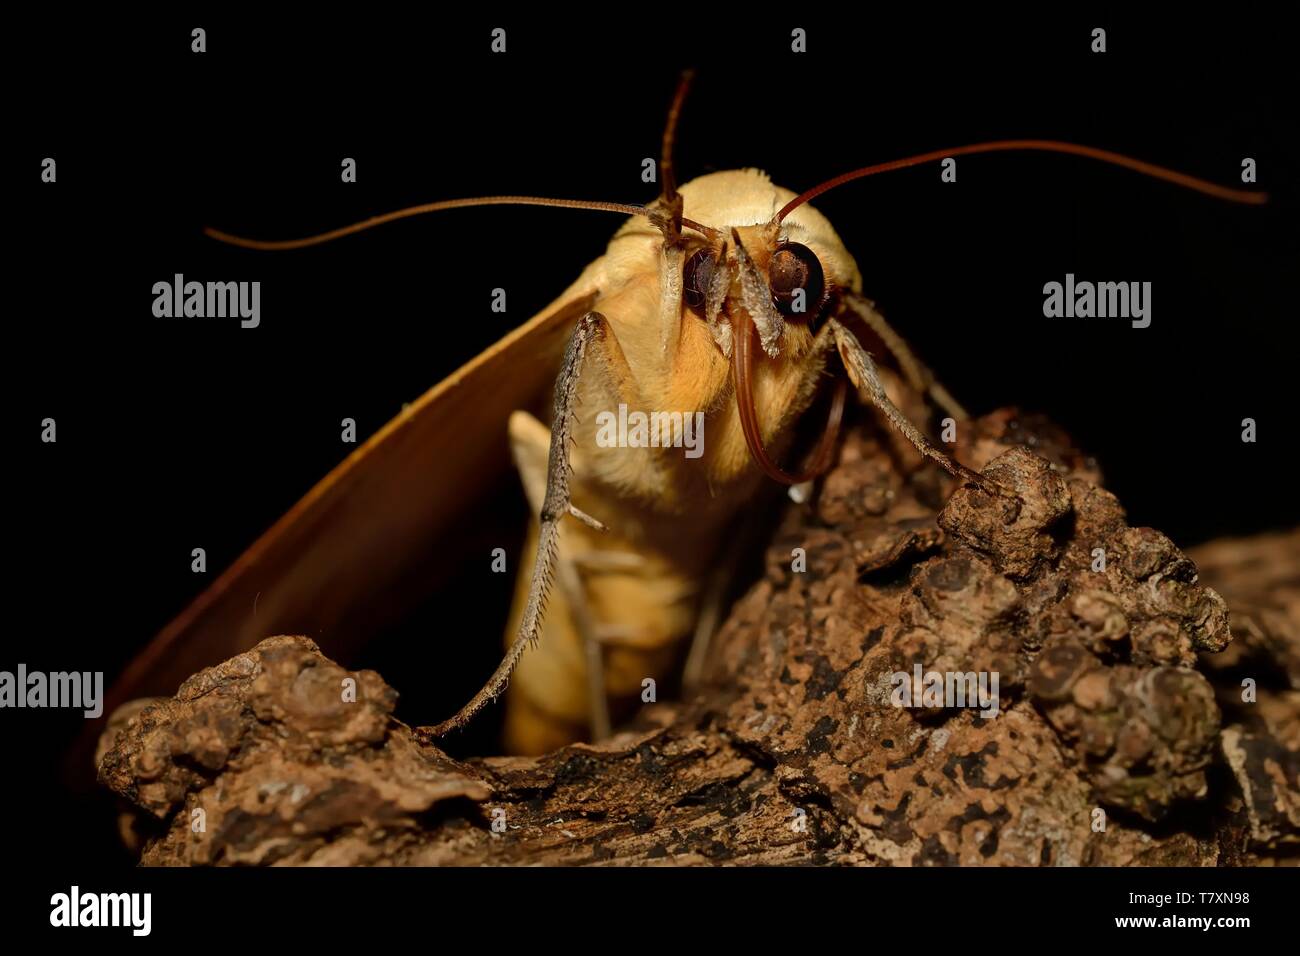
[108,74,1264,754]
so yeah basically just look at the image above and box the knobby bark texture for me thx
[98,409,1299,865]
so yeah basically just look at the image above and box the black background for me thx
[9,10,1297,871]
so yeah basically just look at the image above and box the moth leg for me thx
[500,410,617,747]
[560,557,612,740]
[426,312,621,738]
[681,519,752,691]
[842,292,970,420]
[828,318,1003,496]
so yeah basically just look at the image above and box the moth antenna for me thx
[681,216,722,241]
[647,70,723,242]
[776,139,1269,222]
[205,196,651,251]
[660,69,695,207]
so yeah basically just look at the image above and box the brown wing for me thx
[103,288,597,716]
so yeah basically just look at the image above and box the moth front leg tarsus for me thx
[828,318,1006,499]
[842,293,970,421]
[424,312,613,738]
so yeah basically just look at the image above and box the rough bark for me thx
[97,409,1299,865]
[1189,529,1300,851]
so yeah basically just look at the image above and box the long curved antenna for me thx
[777,139,1268,222]
[208,196,646,251]
[660,69,695,207]
[206,195,721,250]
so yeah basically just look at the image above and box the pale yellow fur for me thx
[503,170,863,752]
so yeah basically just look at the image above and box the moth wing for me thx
[104,287,598,714]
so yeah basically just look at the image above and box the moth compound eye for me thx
[683,249,717,311]
[769,242,824,319]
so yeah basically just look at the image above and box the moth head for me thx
[671,169,861,360]
[645,169,862,484]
